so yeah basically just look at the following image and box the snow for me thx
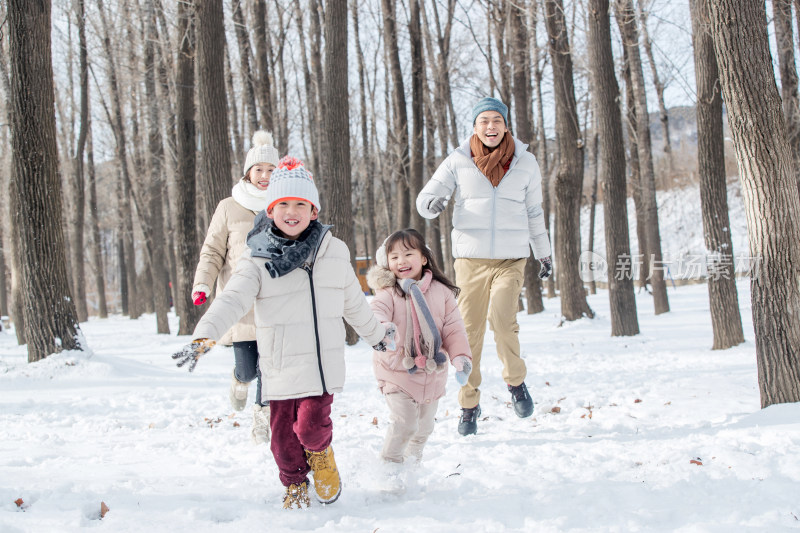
[2,278,800,532]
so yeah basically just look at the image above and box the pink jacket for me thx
[367,266,471,404]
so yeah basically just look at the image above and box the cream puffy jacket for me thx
[416,136,551,260]
[192,229,387,402]
[193,196,258,344]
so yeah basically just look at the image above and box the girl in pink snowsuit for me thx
[367,229,472,465]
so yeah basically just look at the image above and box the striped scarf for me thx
[399,270,448,374]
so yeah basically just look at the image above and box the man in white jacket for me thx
[416,97,552,436]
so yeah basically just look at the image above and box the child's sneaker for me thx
[251,404,271,444]
[282,480,310,509]
[229,369,250,411]
[304,446,342,504]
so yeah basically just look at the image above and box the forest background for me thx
[2,0,799,408]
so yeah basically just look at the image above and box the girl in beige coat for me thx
[192,131,278,443]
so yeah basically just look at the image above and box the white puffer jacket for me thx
[416,136,551,260]
[192,230,387,401]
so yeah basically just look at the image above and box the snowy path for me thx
[2,280,799,532]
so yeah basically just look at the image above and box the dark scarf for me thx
[470,132,516,187]
[248,218,325,278]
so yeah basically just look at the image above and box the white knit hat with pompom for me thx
[243,131,279,177]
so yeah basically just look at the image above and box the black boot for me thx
[457,405,481,436]
[508,382,534,418]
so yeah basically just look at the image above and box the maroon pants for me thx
[269,393,334,486]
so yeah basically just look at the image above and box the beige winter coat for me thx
[192,230,387,402]
[193,196,258,344]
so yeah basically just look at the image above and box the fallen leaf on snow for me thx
[690,459,703,466]
[100,502,110,518]
[551,406,561,413]
[233,421,240,427]
[14,498,23,507]
[371,417,378,425]
[634,399,642,403]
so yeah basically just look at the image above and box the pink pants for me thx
[269,393,334,486]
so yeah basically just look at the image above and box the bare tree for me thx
[253,0,274,133]
[231,0,259,135]
[510,0,544,314]
[175,0,203,335]
[689,0,744,350]
[381,0,411,228]
[196,0,232,219]
[772,0,800,197]
[408,0,425,232]
[588,0,639,336]
[616,0,669,314]
[97,0,139,318]
[637,0,672,173]
[708,0,800,407]
[544,0,593,320]
[85,115,107,318]
[8,0,83,362]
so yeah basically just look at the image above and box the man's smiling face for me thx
[473,111,508,148]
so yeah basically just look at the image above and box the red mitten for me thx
[192,291,207,306]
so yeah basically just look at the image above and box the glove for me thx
[373,322,397,352]
[426,195,448,215]
[452,355,472,386]
[172,338,216,372]
[192,284,210,306]
[538,256,552,280]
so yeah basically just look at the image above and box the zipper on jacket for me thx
[490,186,497,257]
[303,263,327,394]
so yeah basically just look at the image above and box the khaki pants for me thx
[381,391,439,463]
[454,257,527,409]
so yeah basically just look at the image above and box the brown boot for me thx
[282,480,310,509]
[305,446,342,504]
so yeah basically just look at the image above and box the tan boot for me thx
[305,446,342,504]
[229,369,249,411]
[282,480,310,509]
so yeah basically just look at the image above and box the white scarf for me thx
[231,178,269,212]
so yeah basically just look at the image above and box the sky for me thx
[2,180,800,532]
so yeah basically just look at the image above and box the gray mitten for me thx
[426,196,448,215]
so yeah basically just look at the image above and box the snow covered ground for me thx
[2,277,800,532]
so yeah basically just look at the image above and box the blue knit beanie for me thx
[471,97,508,125]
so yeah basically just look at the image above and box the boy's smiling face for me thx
[267,199,317,239]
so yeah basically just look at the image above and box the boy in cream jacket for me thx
[173,157,395,509]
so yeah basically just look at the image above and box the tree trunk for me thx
[586,124,599,295]
[323,0,359,345]
[231,0,258,136]
[381,0,411,228]
[588,0,639,336]
[144,0,170,334]
[531,3,555,299]
[544,0,593,321]
[196,0,232,220]
[352,0,377,260]
[637,0,673,173]
[175,0,203,335]
[708,0,800,406]
[224,46,244,174]
[689,0,744,350]
[408,0,425,232]
[253,0,274,132]
[621,46,648,290]
[67,0,89,322]
[8,0,83,361]
[616,0,669,314]
[772,0,800,198]
[510,0,544,314]
[86,115,107,318]
[97,0,138,319]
